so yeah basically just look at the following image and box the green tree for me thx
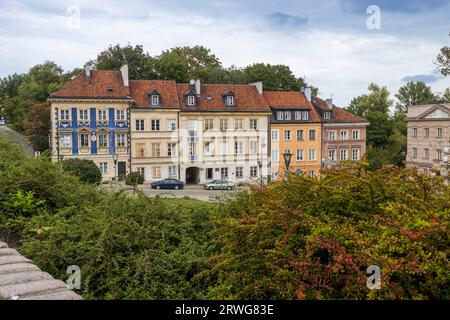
[436,33,450,76]
[94,44,158,80]
[62,159,103,185]
[438,88,450,103]
[243,63,304,91]
[395,81,438,113]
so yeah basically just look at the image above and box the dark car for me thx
[151,178,184,190]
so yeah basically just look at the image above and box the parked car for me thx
[204,179,235,190]
[151,178,184,190]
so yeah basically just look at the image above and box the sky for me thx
[0,0,450,106]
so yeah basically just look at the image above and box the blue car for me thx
[151,178,184,190]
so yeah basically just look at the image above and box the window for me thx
[167,143,176,157]
[204,142,213,156]
[412,148,417,158]
[328,149,336,161]
[80,133,89,147]
[116,133,125,147]
[152,166,161,178]
[60,109,70,120]
[340,149,348,160]
[98,132,108,148]
[412,128,417,137]
[168,166,177,178]
[277,111,284,120]
[340,130,348,140]
[220,140,228,155]
[352,130,360,140]
[352,148,360,160]
[166,119,176,131]
[437,128,443,138]
[436,149,442,160]
[284,130,291,141]
[99,162,108,175]
[309,130,316,141]
[236,167,243,178]
[220,119,228,131]
[187,95,196,106]
[308,149,316,161]
[152,143,161,157]
[204,119,214,131]
[302,111,309,120]
[424,148,429,159]
[79,109,88,121]
[136,119,145,131]
[284,111,291,120]
[225,95,234,106]
[136,143,145,157]
[188,120,198,132]
[250,166,258,178]
[295,111,301,120]
[271,129,279,141]
[189,142,198,159]
[234,141,243,155]
[297,130,304,141]
[98,110,107,121]
[235,119,243,130]
[221,167,228,179]
[424,128,429,137]
[59,134,72,147]
[323,111,331,119]
[206,168,213,180]
[116,109,125,121]
[297,149,304,161]
[151,119,160,131]
[151,95,159,106]
[328,130,336,141]
[250,140,257,154]
[137,167,145,176]
[272,149,279,161]
[249,119,257,130]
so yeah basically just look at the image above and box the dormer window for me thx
[148,90,160,106]
[226,95,234,106]
[187,95,196,106]
[323,111,331,119]
[302,111,309,120]
[222,90,235,106]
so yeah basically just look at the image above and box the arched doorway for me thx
[186,167,200,185]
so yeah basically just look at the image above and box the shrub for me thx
[62,158,102,185]
[125,172,144,186]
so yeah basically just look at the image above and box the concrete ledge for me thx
[0,242,82,300]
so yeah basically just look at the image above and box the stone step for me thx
[0,248,19,257]
[0,271,53,287]
[0,279,68,300]
[0,242,7,249]
[19,289,82,300]
[0,263,40,275]
[0,255,31,266]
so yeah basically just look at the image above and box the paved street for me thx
[102,182,248,202]
[0,125,34,155]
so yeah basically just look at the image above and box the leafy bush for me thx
[125,172,144,186]
[62,158,102,185]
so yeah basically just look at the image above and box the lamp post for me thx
[257,160,263,187]
[58,154,65,162]
[112,154,118,181]
[282,151,292,180]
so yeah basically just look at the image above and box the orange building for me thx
[264,88,322,179]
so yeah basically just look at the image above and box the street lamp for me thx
[58,154,65,162]
[282,150,292,180]
[257,160,263,187]
[112,154,118,181]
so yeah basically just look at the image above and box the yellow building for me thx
[264,89,322,179]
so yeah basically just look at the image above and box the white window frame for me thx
[116,109,125,121]
[302,111,309,120]
[352,130,360,140]
[271,129,279,142]
[226,95,234,106]
[340,130,348,141]
[98,109,107,121]
[60,109,70,120]
[328,130,336,141]
[272,149,279,161]
[99,162,108,175]
[340,149,348,160]
[166,119,176,131]
[296,149,304,161]
[187,95,196,106]
[168,166,177,178]
[235,166,243,179]
[277,111,284,120]
[79,109,89,121]
[136,119,145,131]
[151,95,159,106]
[250,166,258,178]
[116,133,126,147]
[151,119,160,131]
[250,140,257,154]
[235,119,243,130]
[284,111,291,120]
[352,148,360,160]
[250,119,257,130]
[284,130,291,141]
[308,149,316,161]
[328,149,336,161]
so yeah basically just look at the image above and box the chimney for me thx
[304,87,312,102]
[195,79,201,96]
[249,81,263,94]
[120,64,129,87]
[84,65,91,84]
[326,98,333,108]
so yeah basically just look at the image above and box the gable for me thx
[423,108,450,119]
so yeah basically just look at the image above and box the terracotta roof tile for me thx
[176,84,270,112]
[312,96,367,123]
[263,91,321,122]
[129,80,179,107]
[50,70,131,99]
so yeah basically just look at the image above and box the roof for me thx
[0,241,82,300]
[50,70,131,100]
[176,84,270,112]
[264,91,322,122]
[129,80,179,108]
[312,96,367,123]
